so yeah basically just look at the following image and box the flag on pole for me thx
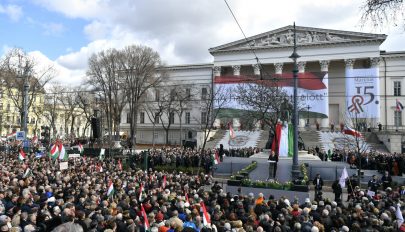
[78,143,83,154]
[139,183,144,202]
[229,123,236,139]
[107,180,114,197]
[211,151,220,164]
[99,149,105,161]
[49,143,59,160]
[396,204,404,228]
[140,204,150,231]
[162,175,166,189]
[58,143,68,161]
[271,122,293,157]
[343,126,363,138]
[18,149,26,161]
[200,201,211,226]
[118,159,122,171]
[23,168,32,178]
[339,167,349,188]
[31,136,38,144]
[397,99,404,112]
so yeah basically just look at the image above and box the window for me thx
[185,112,191,124]
[186,88,191,99]
[154,112,160,124]
[6,116,9,122]
[169,112,175,124]
[395,111,402,126]
[6,104,10,111]
[140,112,145,124]
[201,87,208,100]
[201,111,207,124]
[126,113,131,123]
[155,89,160,101]
[394,81,401,96]
[31,118,35,124]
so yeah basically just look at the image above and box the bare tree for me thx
[0,48,55,131]
[43,83,63,138]
[59,87,83,138]
[76,89,95,137]
[118,45,163,149]
[142,93,164,147]
[157,88,178,145]
[198,85,229,152]
[87,48,126,142]
[361,0,405,29]
[173,87,194,145]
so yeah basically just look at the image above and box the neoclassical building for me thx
[121,25,405,145]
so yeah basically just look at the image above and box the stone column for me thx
[274,63,283,75]
[297,61,306,73]
[370,57,381,124]
[320,60,330,129]
[232,65,241,76]
[213,66,221,76]
[252,64,260,76]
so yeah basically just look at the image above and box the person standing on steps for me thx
[268,150,278,179]
[313,173,324,201]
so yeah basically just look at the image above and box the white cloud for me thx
[0,4,23,22]
[28,0,405,85]
[26,17,65,36]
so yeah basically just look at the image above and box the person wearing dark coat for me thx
[332,180,343,202]
[381,171,392,190]
[312,174,323,201]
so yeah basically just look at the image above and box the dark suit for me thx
[268,153,278,178]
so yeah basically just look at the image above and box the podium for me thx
[268,160,276,180]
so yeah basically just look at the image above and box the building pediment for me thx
[209,25,387,54]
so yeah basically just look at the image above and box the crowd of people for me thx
[0,144,404,231]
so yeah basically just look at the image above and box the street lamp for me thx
[289,23,301,180]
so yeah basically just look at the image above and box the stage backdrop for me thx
[214,72,329,117]
[345,68,380,118]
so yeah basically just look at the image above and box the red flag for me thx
[162,175,166,189]
[185,191,189,203]
[118,159,122,171]
[200,201,211,226]
[140,204,150,230]
[343,126,363,138]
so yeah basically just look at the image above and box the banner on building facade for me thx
[345,68,380,118]
[214,72,329,117]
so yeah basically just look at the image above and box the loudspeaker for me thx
[91,117,100,139]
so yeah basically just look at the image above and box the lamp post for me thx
[306,105,311,126]
[289,23,301,180]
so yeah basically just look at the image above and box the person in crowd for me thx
[331,179,342,202]
[312,173,323,201]
[381,170,393,190]
[368,175,381,192]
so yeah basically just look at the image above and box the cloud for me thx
[0,3,23,22]
[26,17,66,36]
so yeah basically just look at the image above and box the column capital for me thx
[370,57,381,68]
[252,64,261,75]
[232,65,241,76]
[319,60,330,72]
[344,59,355,69]
[274,63,283,74]
[297,61,306,73]
[213,66,221,76]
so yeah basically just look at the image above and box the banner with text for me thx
[345,68,380,118]
[214,72,329,117]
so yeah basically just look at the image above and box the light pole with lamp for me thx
[289,23,301,180]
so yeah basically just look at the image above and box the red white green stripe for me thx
[58,143,68,161]
[211,151,220,165]
[49,143,59,160]
[271,122,293,157]
[201,201,211,226]
[141,204,150,231]
[107,180,114,197]
[78,143,83,154]
[18,149,26,161]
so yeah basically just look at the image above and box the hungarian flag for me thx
[96,163,103,172]
[343,126,363,138]
[140,204,150,231]
[58,143,68,161]
[200,201,211,226]
[229,124,236,139]
[18,149,26,161]
[78,143,83,154]
[31,136,38,144]
[139,183,144,202]
[107,180,114,197]
[397,99,404,112]
[185,191,189,203]
[6,132,16,139]
[49,143,59,160]
[162,175,166,189]
[211,151,220,164]
[271,122,293,157]
[118,159,122,171]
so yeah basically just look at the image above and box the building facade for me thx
[120,25,405,145]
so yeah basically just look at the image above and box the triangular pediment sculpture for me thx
[209,25,387,53]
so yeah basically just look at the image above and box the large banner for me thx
[214,72,329,117]
[345,68,380,118]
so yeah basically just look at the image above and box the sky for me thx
[1,0,404,85]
